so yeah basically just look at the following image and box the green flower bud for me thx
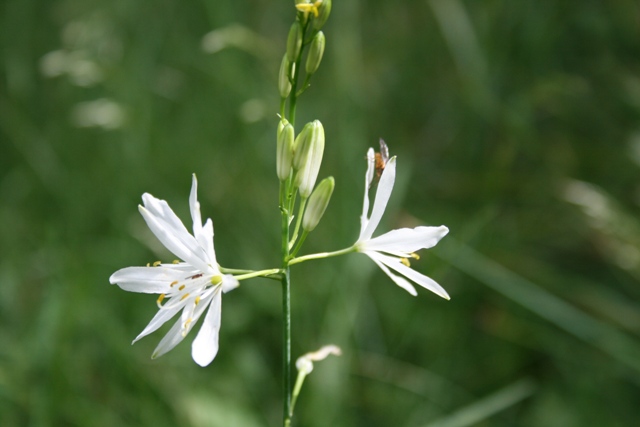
[277,120,295,181]
[292,121,314,171]
[278,54,292,98]
[305,31,325,76]
[313,0,332,31]
[296,120,325,198]
[302,176,334,231]
[286,22,303,63]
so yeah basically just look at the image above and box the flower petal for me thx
[371,251,450,299]
[359,148,376,238]
[221,274,239,293]
[364,226,449,256]
[139,203,212,274]
[151,317,188,359]
[360,156,396,241]
[191,290,222,367]
[365,252,417,296]
[133,301,184,343]
[109,266,198,294]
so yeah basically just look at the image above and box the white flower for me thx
[109,174,238,366]
[354,148,450,299]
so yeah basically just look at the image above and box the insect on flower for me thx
[374,138,390,179]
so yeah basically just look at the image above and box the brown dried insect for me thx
[374,138,390,178]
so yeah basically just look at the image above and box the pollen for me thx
[410,253,420,260]
[178,284,186,291]
[296,0,322,17]
[194,296,201,306]
[172,260,180,264]
[153,260,162,267]
[170,281,178,287]
[182,318,193,336]
[146,262,150,267]
[400,258,411,267]
[180,292,191,301]
[156,293,166,307]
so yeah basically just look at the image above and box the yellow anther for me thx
[170,281,178,287]
[153,260,162,267]
[156,293,165,307]
[178,284,186,291]
[400,258,411,267]
[146,262,150,267]
[172,260,180,264]
[211,275,223,285]
[296,0,322,17]
[180,292,191,301]
[410,252,420,260]
[182,318,193,336]
[194,296,201,306]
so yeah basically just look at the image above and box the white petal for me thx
[201,219,217,266]
[109,266,198,294]
[133,302,184,343]
[151,317,188,359]
[139,204,212,274]
[221,274,239,293]
[364,226,449,255]
[365,252,417,296]
[189,174,204,240]
[359,148,376,238]
[371,251,450,299]
[360,156,396,241]
[191,290,222,367]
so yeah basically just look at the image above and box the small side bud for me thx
[297,120,325,198]
[292,121,315,170]
[277,120,295,181]
[278,54,292,98]
[305,31,325,76]
[313,0,332,31]
[286,22,303,63]
[302,177,334,231]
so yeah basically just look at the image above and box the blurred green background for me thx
[2,0,640,426]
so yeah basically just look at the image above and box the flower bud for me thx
[277,120,294,181]
[312,0,332,31]
[286,22,303,63]
[296,120,325,198]
[292,121,314,171]
[305,31,325,76]
[302,176,334,231]
[278,54,292,98]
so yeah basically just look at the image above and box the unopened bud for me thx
[278,54,292,98]
[277,120,295,181]
[297,120,325,198]
[286,22,303,62]
[305,31,325,76]
[313,0,332,31]
[302,176,334,231]
[292,121,314,171]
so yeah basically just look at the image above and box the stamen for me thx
[410,253,420,260]
[182,318,193,336]
[156,293,165,307]
[194,296,201,306]
[178,284,186,291]
[170,281,178,287]
[146,262,150,267]
[180,293,191,301]
[400,258,411,267]
[153,260,162,267]
[172,260,180,264]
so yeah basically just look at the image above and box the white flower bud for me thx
[286,22,303,62]
[277,120,295,181]
[302,176,334,231]
[292,121,314,171]
[296,120,325,198]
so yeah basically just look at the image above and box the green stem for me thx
[234,268,281,281]
[281,207,292,427]
[290,230,309,259]
[288,246,358,266]
[289,196,308,250]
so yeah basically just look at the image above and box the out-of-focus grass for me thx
[1,0,640,426]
